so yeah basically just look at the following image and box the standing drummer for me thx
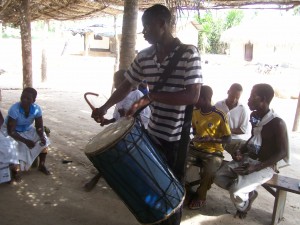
[92,4,202,225]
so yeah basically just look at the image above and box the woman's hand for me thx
[40,135,46,146]
[24,139,35,149]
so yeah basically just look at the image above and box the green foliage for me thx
[196,9,244,54]
[293,6,300,15]
[224,10,244,30]
[1,25,21,38]
[1,20,55,38]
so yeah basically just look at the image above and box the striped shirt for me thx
[125,39,203,141]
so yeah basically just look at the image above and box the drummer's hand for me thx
[126,95,151,117]
[91,106,107,123]
[100,118,115,126]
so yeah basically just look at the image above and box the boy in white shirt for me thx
[215,83,250,155]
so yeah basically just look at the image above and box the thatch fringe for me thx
[0,0,300,25]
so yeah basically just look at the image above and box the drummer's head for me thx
[113,70,126,89]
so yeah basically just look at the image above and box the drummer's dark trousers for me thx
[154,137,189,225]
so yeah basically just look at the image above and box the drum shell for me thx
[85,121,185,224]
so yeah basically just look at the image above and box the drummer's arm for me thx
[126,84,201,117]
[104,79,133,110]
[92,80,133,121]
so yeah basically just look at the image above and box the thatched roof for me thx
[1,0,300,25]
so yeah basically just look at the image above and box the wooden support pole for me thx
[119,0,138,70]
[114,15,120,73]
[84,32,90,56]
[20,0,33,88]
[41,20,49,82]
[292,92,300,132]
[0,22,2,38]
[111,15,120,95]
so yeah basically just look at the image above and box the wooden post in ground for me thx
[20,0,33,88]
[84,32,91,56]
[292,92,300,132]
[41,20,49,82]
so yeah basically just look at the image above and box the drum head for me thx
[84,117,135,156]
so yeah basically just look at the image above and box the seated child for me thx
[101,70,150,129]
[188,85,231,209]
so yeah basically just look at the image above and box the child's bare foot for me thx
[38,165,51,175]
[234,210,247,219]
[11,170,22,183]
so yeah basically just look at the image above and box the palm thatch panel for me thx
[1,0,300,25]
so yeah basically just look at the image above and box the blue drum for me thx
[84,117,185,224]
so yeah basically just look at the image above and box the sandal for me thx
[38,165,51,175]
[188,199,206,210]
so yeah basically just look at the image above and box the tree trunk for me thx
[112,15,120,94]
[119,0,138,70]
[41,20,49,82]
[170,7,177,36]
[0,22,2,38]
[20,0,33,88]
[114,15,120,73]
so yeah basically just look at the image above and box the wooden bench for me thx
[186,158,300,225]
[263,174,300,225]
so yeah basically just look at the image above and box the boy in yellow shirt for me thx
[189,85,231,209]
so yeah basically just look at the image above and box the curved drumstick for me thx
[84,92,99,111]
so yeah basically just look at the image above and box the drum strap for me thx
[176,104,193,184]
[152,42,188,92]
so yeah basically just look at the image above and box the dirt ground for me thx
[0,39,300,225]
